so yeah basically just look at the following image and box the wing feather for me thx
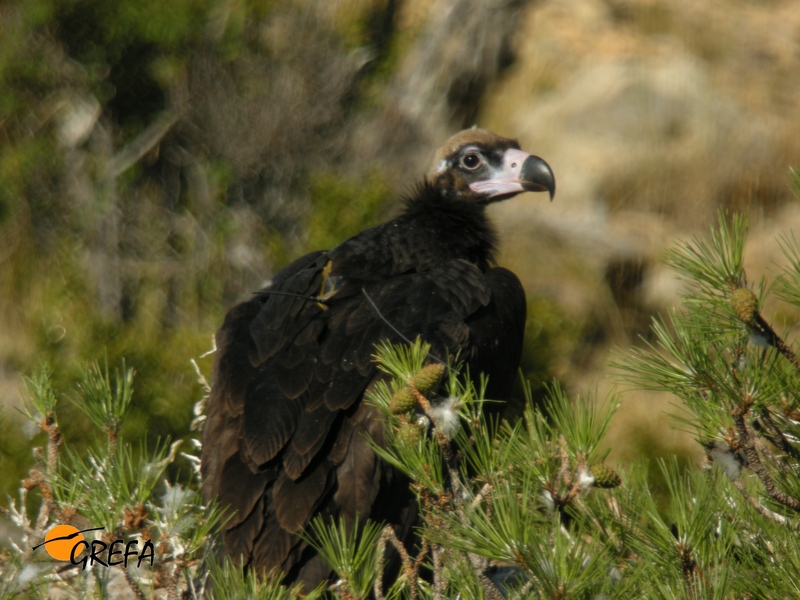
[282,406,340,480]
[465,266,527,400]
[202,250,525,584]
[242,372,303,465]
[272,461,335,533]
[223,496,265,563]
[251,519,296,574]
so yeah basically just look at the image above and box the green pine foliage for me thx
[206,561,321,600]
[303,516,384,599]
[0,360,224,599]
[69,358,135,442]
[0,0,398,496]
[2,197,800,597]
[366,342,628,599]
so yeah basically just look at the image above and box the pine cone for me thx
[389,386,416,414]
[396,422,424,445]
[731,287,758,325]
[412,363,446,393]
[590,463,621,489]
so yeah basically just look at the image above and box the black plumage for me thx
[200,128,555,586]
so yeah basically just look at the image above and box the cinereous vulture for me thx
[201,128,555,586]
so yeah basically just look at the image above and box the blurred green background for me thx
[2,0,800,520]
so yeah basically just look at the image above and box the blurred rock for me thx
[502,45,782,245]
[480,0,799,350]
[393,0,531,141]
[470,1,800,457]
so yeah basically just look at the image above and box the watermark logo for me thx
[33,524,154,570]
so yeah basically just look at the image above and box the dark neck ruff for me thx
[400,182,499,269]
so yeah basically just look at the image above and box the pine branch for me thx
[379,525,418,600]
[758,408,800,462]
[431,543,444,600]
[469,482,493,512]
[122,567,148,600]
[732,285,800,373]
[734,399,800,513]
[166,562,183,600]
[373,534,387,600]
[107,110,179,179]
[755,436,792,475]
[752,310,800,373]
[477,570,505,600]
[731,474,791,527]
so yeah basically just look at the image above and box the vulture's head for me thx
[427,128,555,204]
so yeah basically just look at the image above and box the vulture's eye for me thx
[460,153,483,171]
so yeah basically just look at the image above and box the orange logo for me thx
[32,524,154,570]
[34,524,98,560]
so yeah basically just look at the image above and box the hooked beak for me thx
[469,148,556,202]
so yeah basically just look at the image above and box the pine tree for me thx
[3,174,800,598]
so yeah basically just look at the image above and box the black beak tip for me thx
[521,155,556,201]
